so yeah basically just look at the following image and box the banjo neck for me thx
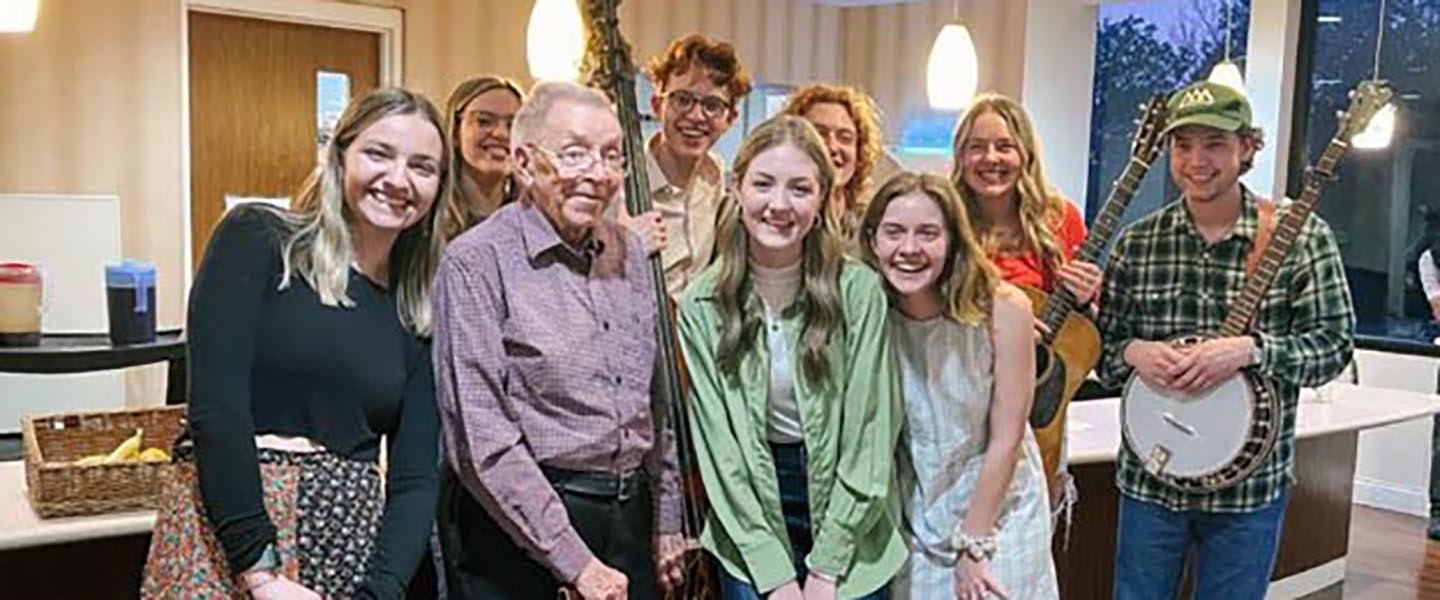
[1215,132,1350,338]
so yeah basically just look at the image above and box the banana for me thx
[75,454,107,467]
[138,447,171,463]
[103,429,143,464]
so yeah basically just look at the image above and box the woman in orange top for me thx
[950,93,1102,520]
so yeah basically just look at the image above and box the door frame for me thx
[178,0,403,290]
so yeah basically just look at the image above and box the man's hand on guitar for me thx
[1056,260,1103,304]
[653,533,686,594]
[1167,336,1256,394]
[1124,340,1188,390]
[617,206,667,256]
[574,558,628,600]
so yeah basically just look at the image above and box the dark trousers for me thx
[717,443,887,600]
[446,467,656,600]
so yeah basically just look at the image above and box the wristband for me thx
[954,529,999,562]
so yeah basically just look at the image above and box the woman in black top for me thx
[142,87,449,599]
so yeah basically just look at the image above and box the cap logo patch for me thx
[1176,87,1217,110]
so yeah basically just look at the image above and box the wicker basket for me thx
[22,405,187,518]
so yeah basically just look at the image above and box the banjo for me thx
[1121,80,1392,492]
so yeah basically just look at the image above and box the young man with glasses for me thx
[620,33,751,300]
[433,81,685,600]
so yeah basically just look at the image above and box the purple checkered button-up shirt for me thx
[432,198,681,583]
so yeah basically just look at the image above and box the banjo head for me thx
[1121,364,1279,492]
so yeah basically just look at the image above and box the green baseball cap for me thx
[1163,81,1253,136]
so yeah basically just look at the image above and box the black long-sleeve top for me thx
[185,206,438,598]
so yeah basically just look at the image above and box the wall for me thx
[1352,349,1439,517]
[1020,0,1098,208]
[0,0,183,407]
[0,0,1063,411]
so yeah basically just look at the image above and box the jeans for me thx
[1114,489,1288,600]
[717,443,888,600]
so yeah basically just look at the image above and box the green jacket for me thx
[677,261,906,597]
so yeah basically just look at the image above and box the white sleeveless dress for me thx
[889,312,1058,600]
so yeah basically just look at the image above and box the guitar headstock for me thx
[1336,80,1394,140]
[1130,94,1171,163]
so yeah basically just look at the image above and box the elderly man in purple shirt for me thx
[432,81,684,600]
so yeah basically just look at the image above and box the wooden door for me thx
[188,12,380,268]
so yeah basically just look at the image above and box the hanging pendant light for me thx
[526,0,585,82]
[1208,60,1246,94]
[1207,0,1245,93]
[1353,0,1395,150]
[1352,103,1396,150]
[926,1,978,111]
[0,0,40,33]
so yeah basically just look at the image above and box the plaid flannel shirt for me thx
[1096,188,1355,513]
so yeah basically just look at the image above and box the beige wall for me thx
[0,0,1043,405]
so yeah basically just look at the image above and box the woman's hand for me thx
[953,555,1008,600]
[1056,260,1102,304]
[246,574,322,600]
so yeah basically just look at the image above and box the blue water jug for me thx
[105,261,157,345]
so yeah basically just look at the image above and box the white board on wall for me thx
[0,194,126,433]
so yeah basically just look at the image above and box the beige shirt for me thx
[644,133,727,300]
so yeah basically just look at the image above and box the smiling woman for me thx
[678,115,905,600]
[141,87,449,600]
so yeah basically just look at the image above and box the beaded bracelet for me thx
[954,529,999,562]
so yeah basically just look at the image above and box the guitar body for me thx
[1120,335,1279,491]
[1023,285,1101,490]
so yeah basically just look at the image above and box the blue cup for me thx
[105,261,157,345]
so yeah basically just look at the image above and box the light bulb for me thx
[0,0,39,33]
[526,0,585,82]
[1208,60,1246,95]
[1352,103,1396,150]
[926,23,979,111]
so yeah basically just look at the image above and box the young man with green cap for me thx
[1095,80,1355,598]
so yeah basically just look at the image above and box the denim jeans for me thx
[717,443,888,600]
[1114,489,1289,600]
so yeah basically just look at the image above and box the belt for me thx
[540,465,646,502]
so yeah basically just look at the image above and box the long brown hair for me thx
[714,115,846,386]
[949,93,1067,278]
[280,87,451,336]
[440,75,524,241]
[859,172,998,325]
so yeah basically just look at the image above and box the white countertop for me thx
[0,461,155,551]
[1067,383,1440,465]
[2,383,1438,551]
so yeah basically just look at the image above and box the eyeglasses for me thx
[661,90,732,120]
[463,110,515,133]
[531,144,626,174]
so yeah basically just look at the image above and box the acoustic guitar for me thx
[1028,96,1169,488]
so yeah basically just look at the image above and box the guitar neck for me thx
[1217,136,1348,337]
[1038,155,1153,341]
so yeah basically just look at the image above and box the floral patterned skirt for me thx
[141,448,383,599]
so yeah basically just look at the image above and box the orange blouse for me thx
[988,200,1087,293]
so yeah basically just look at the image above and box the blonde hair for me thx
[859,172,998,325]
[279,87,451,336]
[441,75,524,241]
[782,84,884,236]
[949,93,1067,278]
[714,115,846,386]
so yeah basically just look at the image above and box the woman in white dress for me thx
[859,172,1057,600]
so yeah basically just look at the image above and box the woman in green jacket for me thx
[678,115,905,600]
